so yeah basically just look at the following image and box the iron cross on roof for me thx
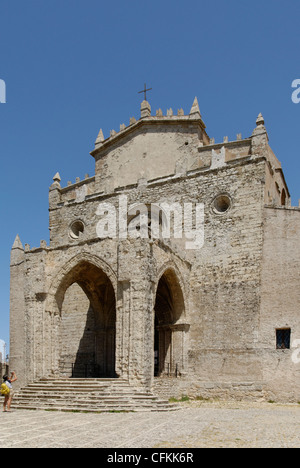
[138,83,152,101]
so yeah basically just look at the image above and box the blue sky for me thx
[1,0,300,349]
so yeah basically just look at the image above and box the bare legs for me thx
[3,394,12,412]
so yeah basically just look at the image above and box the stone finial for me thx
[167,108,173,117]
[177,109,184,116]
[11,234,25,266]
[95,128,104,146]
[141,100,151,118]
[130,117,137,125]
[53,172,61,184]
[51,173,61,189]
[252,112,268,136]
[252,112,269,145]
[12,234,24,251]
[156,109,163,117]
[189,97,201,119]
[49,173,62,205]
[256,113,265,127]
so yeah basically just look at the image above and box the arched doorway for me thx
[154,269,186,377]
[56,261,117,378]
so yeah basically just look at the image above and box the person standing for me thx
[3,372,17,412]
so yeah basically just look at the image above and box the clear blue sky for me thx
[1,0,300,350]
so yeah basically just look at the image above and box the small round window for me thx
[69,220,85,239]
[212,194,231,215]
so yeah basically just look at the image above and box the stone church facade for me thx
[10,98,300,402]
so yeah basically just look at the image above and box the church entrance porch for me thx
[57,261,117,378]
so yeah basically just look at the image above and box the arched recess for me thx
[281,188,287,206]
[48,255,117,378]
[154,267,189,377]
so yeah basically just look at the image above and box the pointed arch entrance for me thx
[154,268,188,377]
[56,260,117,378]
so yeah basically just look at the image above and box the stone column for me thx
[170,324,190,376]
[117,239,156,390]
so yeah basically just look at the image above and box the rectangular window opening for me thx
[276,328,291,350]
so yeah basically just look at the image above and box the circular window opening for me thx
[69,220,85,239]
[212,194,231,214]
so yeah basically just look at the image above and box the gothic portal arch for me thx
[49,257,117,378]
[154,267,189,377]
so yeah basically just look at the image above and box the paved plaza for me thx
[0,401,299,448]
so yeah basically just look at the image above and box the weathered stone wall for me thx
[260,206,300,401]
[95,122,204,193]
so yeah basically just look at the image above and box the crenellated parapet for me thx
[92,97,210,153]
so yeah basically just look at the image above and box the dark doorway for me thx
[154,269,184,376]
[154,315,160,377]
[58,261,117,378]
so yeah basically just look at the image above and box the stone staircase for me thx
[12,378,179,413]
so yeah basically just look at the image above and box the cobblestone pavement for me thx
[0,401,299,448]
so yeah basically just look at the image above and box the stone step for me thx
[29,379,129,386]
[12,404,177,413]
[23,386,148,394]
[39,378,129,384]
[13,400,176,412]
[12,378,178,413]
[14,394,166,404]
[22,387,155,397]
[14,394,169,405]
[18,388,153,398]
[13,398,170,408]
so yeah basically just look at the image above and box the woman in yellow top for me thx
[2,372,17,412]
